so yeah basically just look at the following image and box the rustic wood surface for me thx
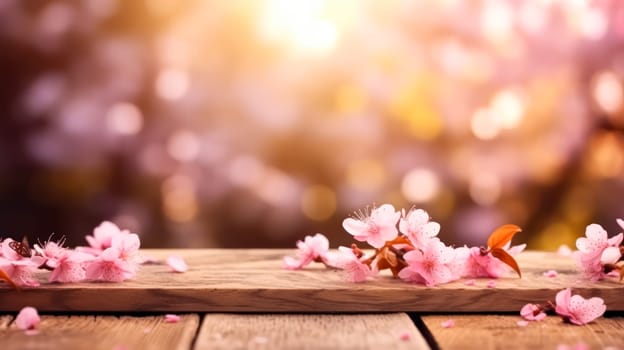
[421,315,624,349]
[194,313,428,350]
[0,249,623,312]
[0,314,200,350]
[0,315,12,328]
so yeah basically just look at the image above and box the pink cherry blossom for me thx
[167,255,188,273]
[48,250,93,283]
[520,303,547,321]
[398,208,440,247]
[15,307,40,330]
[33,240,92,283]
[85,247,134,282]
[165,314,181,323]
[111,232,141,275]
[463,243,526,279]
[574,223,623,281]
[0,239,40,287]
[555,288,606,325]
[398,238,466,286]
[85,221,122,252]
[283,233,329,270]
[330,246,374,283]
[399,331,411,341]
[342,204,400,248]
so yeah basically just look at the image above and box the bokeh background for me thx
[1,0,623,249]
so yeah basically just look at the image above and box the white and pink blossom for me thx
[398,208,440,248]
[342,204,400,248]
[398,238,466,286]
[85,247,134,282]
[555,288,606,325]
[283,233,329,270]
[463,243,526,279]
[330,246,374,283]
[573,223,623,281]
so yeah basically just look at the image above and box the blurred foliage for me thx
[0,0,623,248]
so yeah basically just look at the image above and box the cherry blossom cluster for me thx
[573,219,624,282]
[0,221,141,288]
[521,288,606,326]
[284,204,525,285]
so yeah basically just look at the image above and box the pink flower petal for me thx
[464,279,476,286]
[517,320,529,327]
[399,331,411,341]
[543,270,558,278]
[520,303,547,321]
[15,306,40,330]
[486,280,496,288]
[441,319,455,328]
[165,314,181,323]
[166,256,188,273]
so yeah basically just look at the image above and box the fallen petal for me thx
[441,319,455,328]
[165,314,181,323]
[166,256,188,273]
[543,270,558,278]
[15,307,40,330]
[486,280,496,288]
[399,331,411,341]
[464,279,476,286]
[517,320,529,327]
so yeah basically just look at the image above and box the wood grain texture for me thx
[194,313,428,350]
[0,249,623,312]
[421,315,624,349]
[0,314,199,350]
[0,315,13,328]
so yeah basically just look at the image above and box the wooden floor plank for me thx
[194,313,428,350]
[1,249,623,312]
[0,315,13,328]
[0,314,200,350]
[421,315,624,349]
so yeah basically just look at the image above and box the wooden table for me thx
[1,250,623,349]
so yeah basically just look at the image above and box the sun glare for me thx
[258,0,341,56]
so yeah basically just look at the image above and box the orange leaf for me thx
[491,248,521,278]
[487,224,522,250]
[0,267,18,289]
[383,248,398,267]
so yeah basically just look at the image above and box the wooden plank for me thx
[0,315,13,328]
[1,249,623,312]
[0,314,200,350]
[421,315,624,349]
[194,313,428,350]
